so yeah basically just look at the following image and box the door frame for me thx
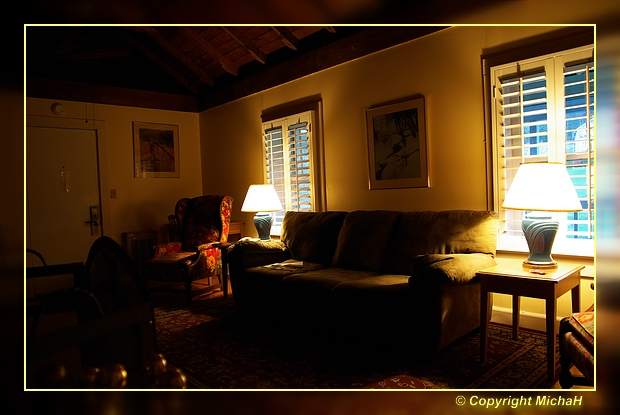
[26,113,110,245]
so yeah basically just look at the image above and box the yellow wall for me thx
[26,99,203,245]
[200,26,564,233]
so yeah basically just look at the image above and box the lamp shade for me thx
[240,184,283,212]
[502,162,583,212]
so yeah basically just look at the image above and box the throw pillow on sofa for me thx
[412,253,497,284]
[281,211,347,265]
[332,210,400,273]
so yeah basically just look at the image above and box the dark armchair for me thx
[27,236,158,388]
[144,195,233,300]
[559,283,594,388]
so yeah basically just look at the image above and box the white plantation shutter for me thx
[263,111,315,235]
[264,123,286,230]
[563,62,595,240]
[491,45,594,256]
[496,69,551,238]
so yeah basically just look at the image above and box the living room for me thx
[26,24,595,324]
[14,2,620,413]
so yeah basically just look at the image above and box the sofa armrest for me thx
[410,253,497,285]
[227,238,292,271]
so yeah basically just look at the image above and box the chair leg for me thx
[559,354,574,389]
[183,267,193,301]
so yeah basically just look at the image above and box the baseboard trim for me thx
[490,306,561,333]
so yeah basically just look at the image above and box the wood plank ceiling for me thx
[26,25,447,112]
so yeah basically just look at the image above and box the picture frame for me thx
[366,96,429,189]
[133,122,180,178]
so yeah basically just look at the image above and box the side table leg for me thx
[480,288,490,363]
[512,295,521,339]
[571,283,580,313]
[546,296,557,380]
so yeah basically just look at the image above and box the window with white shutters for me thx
[491,45,594,257]
[263,110,321,235]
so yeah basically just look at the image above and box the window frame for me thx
[261,101,326,236]
[482,28,595,258]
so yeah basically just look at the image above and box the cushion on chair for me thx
[153,242,184,258]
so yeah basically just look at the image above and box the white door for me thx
[26,127,101,268]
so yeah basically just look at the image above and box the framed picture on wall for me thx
[133,122,180,178]
[366,96,429,189]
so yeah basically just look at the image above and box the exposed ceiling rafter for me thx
[222,26,267,65]
[270,27,298,50]
[141,27,215,86]
[182,27,239,76]
[117,28,200,94]
[26,26,450,112]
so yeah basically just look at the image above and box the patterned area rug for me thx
[154,296,557,389]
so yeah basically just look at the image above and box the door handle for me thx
[87,205,100,236]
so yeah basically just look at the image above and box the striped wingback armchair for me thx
[144,195,232,300]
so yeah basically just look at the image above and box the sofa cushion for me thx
[332,210,400,273]
[331,274,410,299]
[281,268,379,320]
[281,211,348,265]
[411,253,497,284]
[282,268,378,295]
[387,210,499,275]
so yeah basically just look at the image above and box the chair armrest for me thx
[196,242,216,251]
[227,238,291,271]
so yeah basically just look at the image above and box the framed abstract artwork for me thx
[366,96,429,189]
[133,122,180,178]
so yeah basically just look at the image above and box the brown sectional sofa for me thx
[227,209,499,355]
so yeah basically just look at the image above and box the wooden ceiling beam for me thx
[182,27,239,76]
[117,29,200,94]
[200,26,448,111]
[222,26,267,65]
[140,27,214,86]
[270,27,298,50]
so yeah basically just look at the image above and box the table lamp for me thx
[502,162,583,268]
[240,184,283,240]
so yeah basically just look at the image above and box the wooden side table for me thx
[228,221,244,242]
[478,259,584,381]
